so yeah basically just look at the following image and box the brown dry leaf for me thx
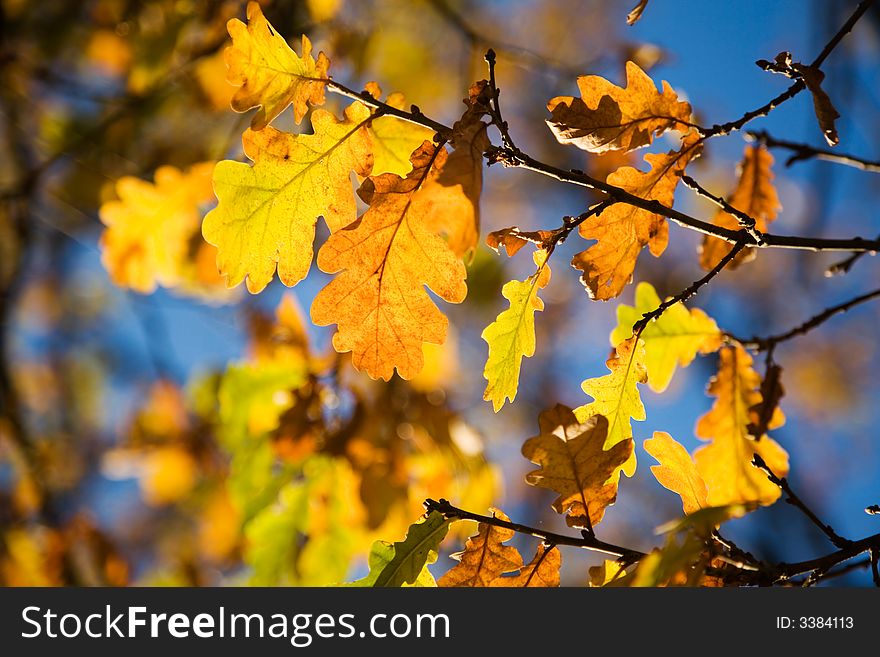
[699,144,781,270]
[627,0,650,25]
[694,345,789,508]
[225,2,330,128]
[644,431,708,515]
[486,227,553,256]
[311,142,468,381]
[422,81,491,259]
[792,63,840,146]
[573,132,701,300]
[437,508,523,587]
[490,544,561,587]
[546,61,691,153]
[521,404,633,529]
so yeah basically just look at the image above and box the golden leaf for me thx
[694,345,789,507]
[437,508,523,587]
[699,144,781,270]
[547,61,691,153]
[311,142,468,381]
[490,544,561,587]
[644,431,708,515]
[575,336,647,477]
[203,103,374,293]
[572,132,701,300]
[225,2,330,128]
[522,405,633,529]
[364,82,436,177]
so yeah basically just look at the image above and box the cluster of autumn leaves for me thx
[93,2,799,586]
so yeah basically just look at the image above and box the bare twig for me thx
[825,234,879,276]
[750,129,880,171]
[680,174,764,245]
[752,454,851,549]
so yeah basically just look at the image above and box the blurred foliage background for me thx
[1,0,879,586]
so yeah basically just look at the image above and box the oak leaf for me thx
[546,61,691,153]
[575,336,647,477]
[203,102,373,293]
[611,281,721,392]
[589,559,632,587]
[99,162,217,295]
[522,405,633,529]
[694,345,789,507]
[350,511,450,587]
[437,508,523,587]
[363,82,436,177]
[572,132,701,300]
[792,63,840,146]
[482,250,551,411]
[486,226,553,256]
[310,141,468,381]
[226,2,330,128]
[700,144,781,270]
[490,544,561,587]
[644,431,707,515]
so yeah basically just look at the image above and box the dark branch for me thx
[752,454,851,549]
[424,498,646,561]
[680,174,764,245]
[750,130,880,172]
[734,287,880,351]
[825,236,878,276]
[632,240,748,336]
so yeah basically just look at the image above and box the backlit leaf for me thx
[364,82,436,177]
[611,281,721,392]
[226,2,330,128]
[490,544,561,587]
[644,431,707,515]
[694,345,789,507]
[547,61,691,153]
[700,144,781,270]
[204,102,374,293]
[575,336,647,477]
[572,132,701,300]
[522,405,633,529]
[310,141,468,381]
[437,508,523,587]
[482,250,551,411]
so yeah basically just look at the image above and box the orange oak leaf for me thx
[522,404,633,529]
[203,102,374,293]
[490,544,561,587]
[644,431,708,515]
[99,162,218,295]
[226,2,330,129]
[437,508,523,587]
[486,227,553,256]
[694,345,789,507]
[422,81,492,259]
[572,132,702,300]
[546,61,691,153]
[310,142,468,381]
[699,144,781,270]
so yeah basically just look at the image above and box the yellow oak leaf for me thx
[203,102,374,293]
[490,544,561,587]
[310,141,468,381]
[694,345,789,507]
[700,144,781,270]
[421,80,492,259]
[364,82,435,177]
[99,162,215,294]
[644,431,708,515]
[546,61,691,153]
[226,2,330,128]
[573,132,701,300]
[575,336,647,477]
[482,250,551,412]
[522,404,633,529]
[611,281,721,392]
[589,559,631,587]
[437,508,523,587]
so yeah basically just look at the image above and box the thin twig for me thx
[871,548,880,587]
[750,129,880,171]
[752,454,852,549]
[733,287,880,351]
[484,49,518,152]
[632,240,748,336]
[825,233,879,276]
[424,498,645,561]
[680,174,764,245]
